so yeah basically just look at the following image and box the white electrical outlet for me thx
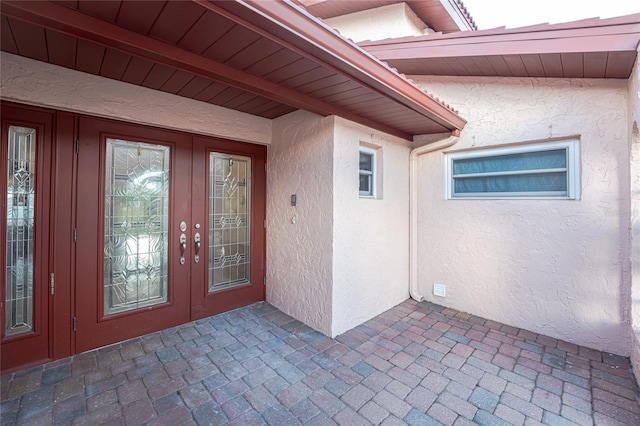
[433,284,446,297]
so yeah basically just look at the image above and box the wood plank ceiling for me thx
[360,15,640,79]
[0,0,467,140]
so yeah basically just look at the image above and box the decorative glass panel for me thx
[209,153,251,292]
[104,139,169,315]
[5,126,36,336]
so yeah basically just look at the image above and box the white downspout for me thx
[409,130,460,301]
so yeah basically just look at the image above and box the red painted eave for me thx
[210,0,467,131]
[1,0,466,139]
[360,14,640,79]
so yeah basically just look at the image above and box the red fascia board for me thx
[366,33,640,60]
[209,0,466,132]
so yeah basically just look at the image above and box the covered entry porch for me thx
[1,0,465,372]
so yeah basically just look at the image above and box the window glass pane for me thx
[103,139,170,315]
[5,126,36,336]
[454,172,567,194]
[359,152,373,172]
[359,174,371,194]
[453,149,566,175]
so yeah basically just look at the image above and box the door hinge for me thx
[264,220,266,229]
[264,163,267,173]
[75,139,79,154]
[263,276,266,286]
[72,317,77,331]
[50,273,55,295]
[73,228,77,242]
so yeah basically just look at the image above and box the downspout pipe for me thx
[409,130,460,301]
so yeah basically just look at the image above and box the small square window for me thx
[359,147,376,197]
[447,140,579,199]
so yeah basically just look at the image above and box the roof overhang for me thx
[0,0,466,140]
[361,15,640,78]
[295,0,476,32]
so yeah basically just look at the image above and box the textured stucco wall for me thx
[267,111,335,335]
[324,3,427,42]
[413,76,630,355]
[0,52,271,145]
[331,118,411,336]
[629,47,640,381]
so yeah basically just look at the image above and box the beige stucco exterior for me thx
[332,117,411,336]
[412,75,632,356]
[267,112,411,337]
[267,111,335,335]
[0,52,272,145]
[629,47,640,380]
[324,3,429,43]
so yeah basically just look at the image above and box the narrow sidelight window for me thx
[5,126,36,336]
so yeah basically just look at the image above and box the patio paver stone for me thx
[2,300,639,425]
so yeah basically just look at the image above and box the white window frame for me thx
[446,139,580,200]
[359,147,377,198]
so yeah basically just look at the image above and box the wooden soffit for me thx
[360,14,640,79]
[0,0,466,140]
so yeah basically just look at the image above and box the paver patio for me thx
[1,299,639,425]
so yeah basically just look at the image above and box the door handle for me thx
[179,233,187,265]
[194,232,201,263]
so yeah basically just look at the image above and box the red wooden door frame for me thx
[52,111,76,359]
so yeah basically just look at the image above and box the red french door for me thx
[75,118,265,352]
[190,136,266,320]
[1,105,53,370]
[75,118,192,352]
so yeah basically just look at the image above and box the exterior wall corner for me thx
[629,44,640,382]
[267,110,335,336]
[412,75,631,355]
[331,117,411,337]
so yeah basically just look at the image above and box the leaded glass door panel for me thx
[1,106,53,371]
[209,153,251,292]
[75,118,191,352]
[103,139,170,315]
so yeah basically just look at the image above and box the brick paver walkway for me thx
[2,300,639,425]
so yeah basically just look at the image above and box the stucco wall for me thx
[629,47,640,381]
[412,75,631,355]
[0,52,271,145]
[267,111,335,335]
[324,3,427,43]
[331,118,411,336]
